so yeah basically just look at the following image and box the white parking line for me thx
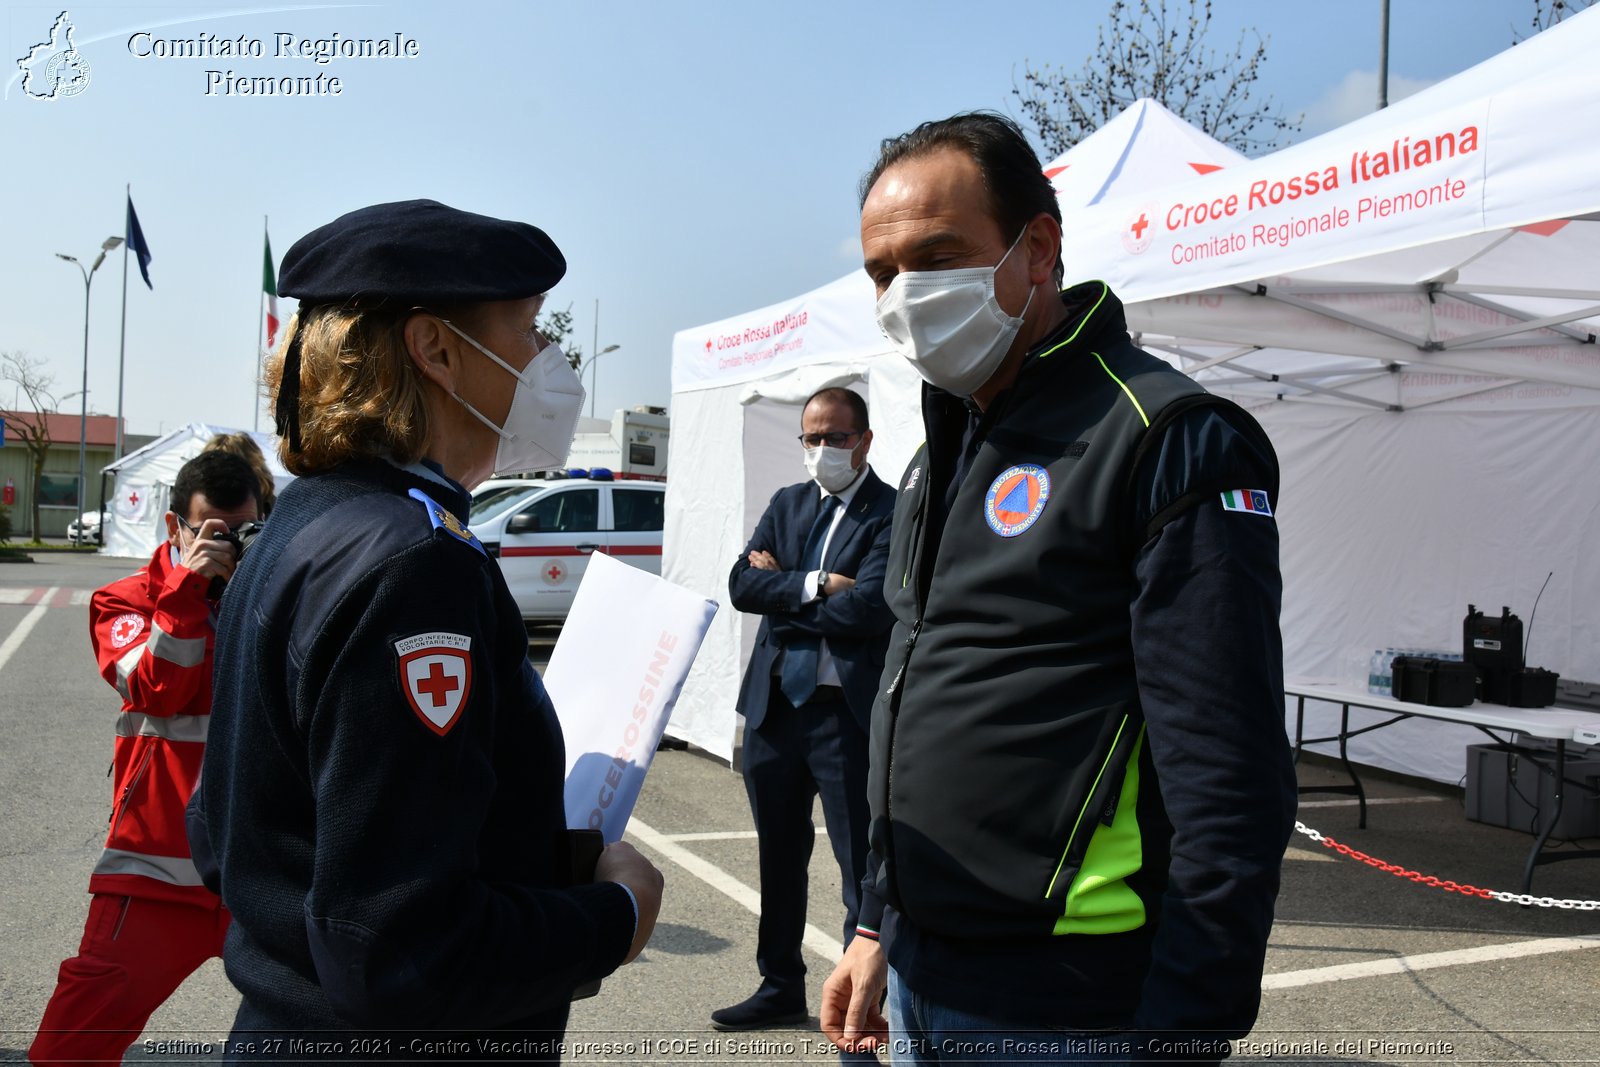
[1298,796,1446,809]
[628,817,845,962]
[0,588,32,604]
[1284,846,1336,863]
[0,587,59,675]
[1262,934,1600,989]
[658,828,842,842]
[633,818,1600,993]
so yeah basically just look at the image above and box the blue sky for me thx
[0,0,1549,437]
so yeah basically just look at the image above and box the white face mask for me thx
[874,226,1036,396]
[803,444,861,494]
[440,319,586,475]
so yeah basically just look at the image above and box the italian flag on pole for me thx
[263,232,279,349]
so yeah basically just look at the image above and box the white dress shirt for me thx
[793,465,869,688]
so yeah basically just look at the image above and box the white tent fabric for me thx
[663,100,1250,761]
[1258,399,1600,783]
[1043,98,1245,207]
[1057,8,1600,408]
[101,423,291,559]
[663,276,925,759]
[1039,10,1600,783]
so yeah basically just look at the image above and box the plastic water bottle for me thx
[1368,650,1383,695]
[1379,647,1397,697]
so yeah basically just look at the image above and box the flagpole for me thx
[255,215,266,432]
[115,184,131,461]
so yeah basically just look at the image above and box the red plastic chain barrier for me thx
[1293,821,1600,911]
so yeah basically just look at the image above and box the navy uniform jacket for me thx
[189,459,633,1049]
[729,468,896,730]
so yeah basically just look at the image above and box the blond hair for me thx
[201,431,277,515]
[264,305,432,476]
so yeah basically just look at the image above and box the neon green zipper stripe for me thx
[1092,351,1150,428]
[1035,282,1110,360]
[1045,714,1129,899]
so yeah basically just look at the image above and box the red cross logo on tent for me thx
[128,490,139,507]
[1121,203,1157,256]
[394,632,473,736]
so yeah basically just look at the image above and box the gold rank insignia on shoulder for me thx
[408,488,488,557]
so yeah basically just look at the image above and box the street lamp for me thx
[582,344,621,419]
[585,296,626,419]
[56,236,123,543]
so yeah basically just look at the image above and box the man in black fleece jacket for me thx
[822,113,1296,1066]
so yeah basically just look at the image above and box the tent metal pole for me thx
[1447,292,1599,344]
[1438,283,1600,301]
[1194,360,1395,410]
[1245,285,1430,348]
[1437,304,1600,348]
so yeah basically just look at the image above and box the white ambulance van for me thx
[469,470,665,622]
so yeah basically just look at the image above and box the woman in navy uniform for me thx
[189,200,663,1059]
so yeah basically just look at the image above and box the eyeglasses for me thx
[176,517,259,541]
[796,431,863,449]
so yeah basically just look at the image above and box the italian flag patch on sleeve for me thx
[1220,489,1273,516]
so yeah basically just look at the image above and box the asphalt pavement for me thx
[2,552,1597,1065]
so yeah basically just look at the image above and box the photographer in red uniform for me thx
[30,450,261,1066]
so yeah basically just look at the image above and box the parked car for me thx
[468,477,544,520]
[66,511,104,545]
[471,470,665,622]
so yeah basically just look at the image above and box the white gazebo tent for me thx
[1052,8,1600,781]
[663,102,1250,760]
[100,423,291,559]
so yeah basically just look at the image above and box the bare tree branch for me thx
[1,350,61,542]
[1515,0,1596,42]
[1013,0,1301,158]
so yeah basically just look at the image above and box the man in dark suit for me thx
[714,387,896,1039]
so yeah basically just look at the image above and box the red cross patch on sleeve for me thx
[109,613,146,649]
[394,632,474,736]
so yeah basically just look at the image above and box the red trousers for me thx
[30,893,229,1066]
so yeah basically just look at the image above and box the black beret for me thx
[278,199,565,306]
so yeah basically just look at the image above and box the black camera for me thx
[208,521,264,598]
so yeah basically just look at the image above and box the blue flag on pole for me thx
[126,195,153,289]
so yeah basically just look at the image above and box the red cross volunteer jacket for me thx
[88,542,219,906]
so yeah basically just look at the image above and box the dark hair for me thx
[170,450,261,520]
[202,432,277,516]
[859,111,1063,284]
[805,387,870,432]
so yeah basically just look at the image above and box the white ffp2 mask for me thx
[874,227,1036,396]
[440,319,586,475]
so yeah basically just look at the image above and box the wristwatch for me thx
[816,571,831,598]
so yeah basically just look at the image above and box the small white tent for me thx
[101,423,291,559]
[663,102,1250,760]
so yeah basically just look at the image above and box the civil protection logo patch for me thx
[984,465,1051,538]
